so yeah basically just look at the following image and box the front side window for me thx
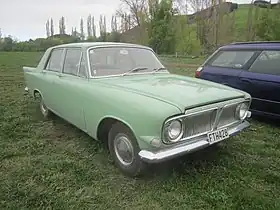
[63,48,82,76]
[46,48,64,72]
[208,50,255,69]
[88,47,165,77]
[249,51,280,75]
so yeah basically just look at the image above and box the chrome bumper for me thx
[139,120,250,163]
[24,86,29,95]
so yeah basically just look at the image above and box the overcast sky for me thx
[0,0,276,41]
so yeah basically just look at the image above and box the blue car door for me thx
[239,50,280,116]
[201,50,259,89]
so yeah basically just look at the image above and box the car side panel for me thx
[52,74,88,131]
[200,66,243,89]
[239,71,280,116]
[40,70,65,112]
[23,68,60,111]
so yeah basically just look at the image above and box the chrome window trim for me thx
[76,51,83,76]
[44,48,66,73]
[61,47,83,77]
[162,98,251,144]
[85,45,167,79]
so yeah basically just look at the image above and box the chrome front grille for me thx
[217,104,239,128]
[162,98,250,143]
[180,101,246,140]
[184,109,217,138]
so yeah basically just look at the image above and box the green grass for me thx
[159,55,205,66]
[1,52,280,209]
[233,5,270,41]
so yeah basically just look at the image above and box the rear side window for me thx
[46,48,64,72]
[63,48,82,76]
[207,50,255,69]
[249,51,280,75]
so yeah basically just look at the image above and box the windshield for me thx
[88,47,166,77]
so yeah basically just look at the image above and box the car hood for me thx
[94,73,247,112]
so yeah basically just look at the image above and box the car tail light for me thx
[195,66,203,78]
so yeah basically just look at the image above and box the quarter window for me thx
[46,48,64,72]
[63,48,82,76]
[208,50,255,69]
[249,51,280,75]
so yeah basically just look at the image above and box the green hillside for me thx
[234,4,263,41]
[120,4,277,54]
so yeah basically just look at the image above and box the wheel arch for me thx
[33,88,43,99]
[96,115,137,147]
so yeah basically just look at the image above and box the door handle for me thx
[240,78,251,84]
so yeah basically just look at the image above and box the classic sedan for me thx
[23,42,252,177]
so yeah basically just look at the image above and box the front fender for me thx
[83,84,181,150]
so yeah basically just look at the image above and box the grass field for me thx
[1,52,280,209]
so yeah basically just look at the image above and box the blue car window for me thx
[249,51,280,75]
[209,51,255,69]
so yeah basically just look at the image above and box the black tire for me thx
[108,122,147,177]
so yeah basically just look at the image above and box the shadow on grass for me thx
[144,143,229,179]
[250,114,280,127]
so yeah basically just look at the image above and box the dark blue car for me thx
[195,41,280,119]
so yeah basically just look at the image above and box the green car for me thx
[23,42,252,177]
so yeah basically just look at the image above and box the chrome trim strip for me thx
[212,107,223,130]
[216,99,251,129]
[90,71,169,79]
[86,47,92,78]
[76,50,83,76]
[168,106,219,123]
[139,121,250,163]
[85,45,167,79]
[162,106,219,144]
[252,97,280,104]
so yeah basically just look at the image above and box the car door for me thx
[201,50,259,89]
[239,50,280,116]
[53,47,89,131]
[39,48,65,112]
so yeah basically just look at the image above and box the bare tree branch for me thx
[116,0,148,27]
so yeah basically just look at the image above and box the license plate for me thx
[207,128,229,144]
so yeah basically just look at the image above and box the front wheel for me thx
[108,122,147,177]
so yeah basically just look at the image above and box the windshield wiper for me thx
[152,67,167,73]
[123,67,149,76]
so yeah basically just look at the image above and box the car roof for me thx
[49,42,152,50]
[219,41,280,50]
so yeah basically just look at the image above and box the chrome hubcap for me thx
[40,101,47,115]
[114,134,134,166]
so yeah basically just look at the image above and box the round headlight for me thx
[165,120,183,142]
[236,102,249,120]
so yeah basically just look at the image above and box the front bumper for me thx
[139,120,250,163]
